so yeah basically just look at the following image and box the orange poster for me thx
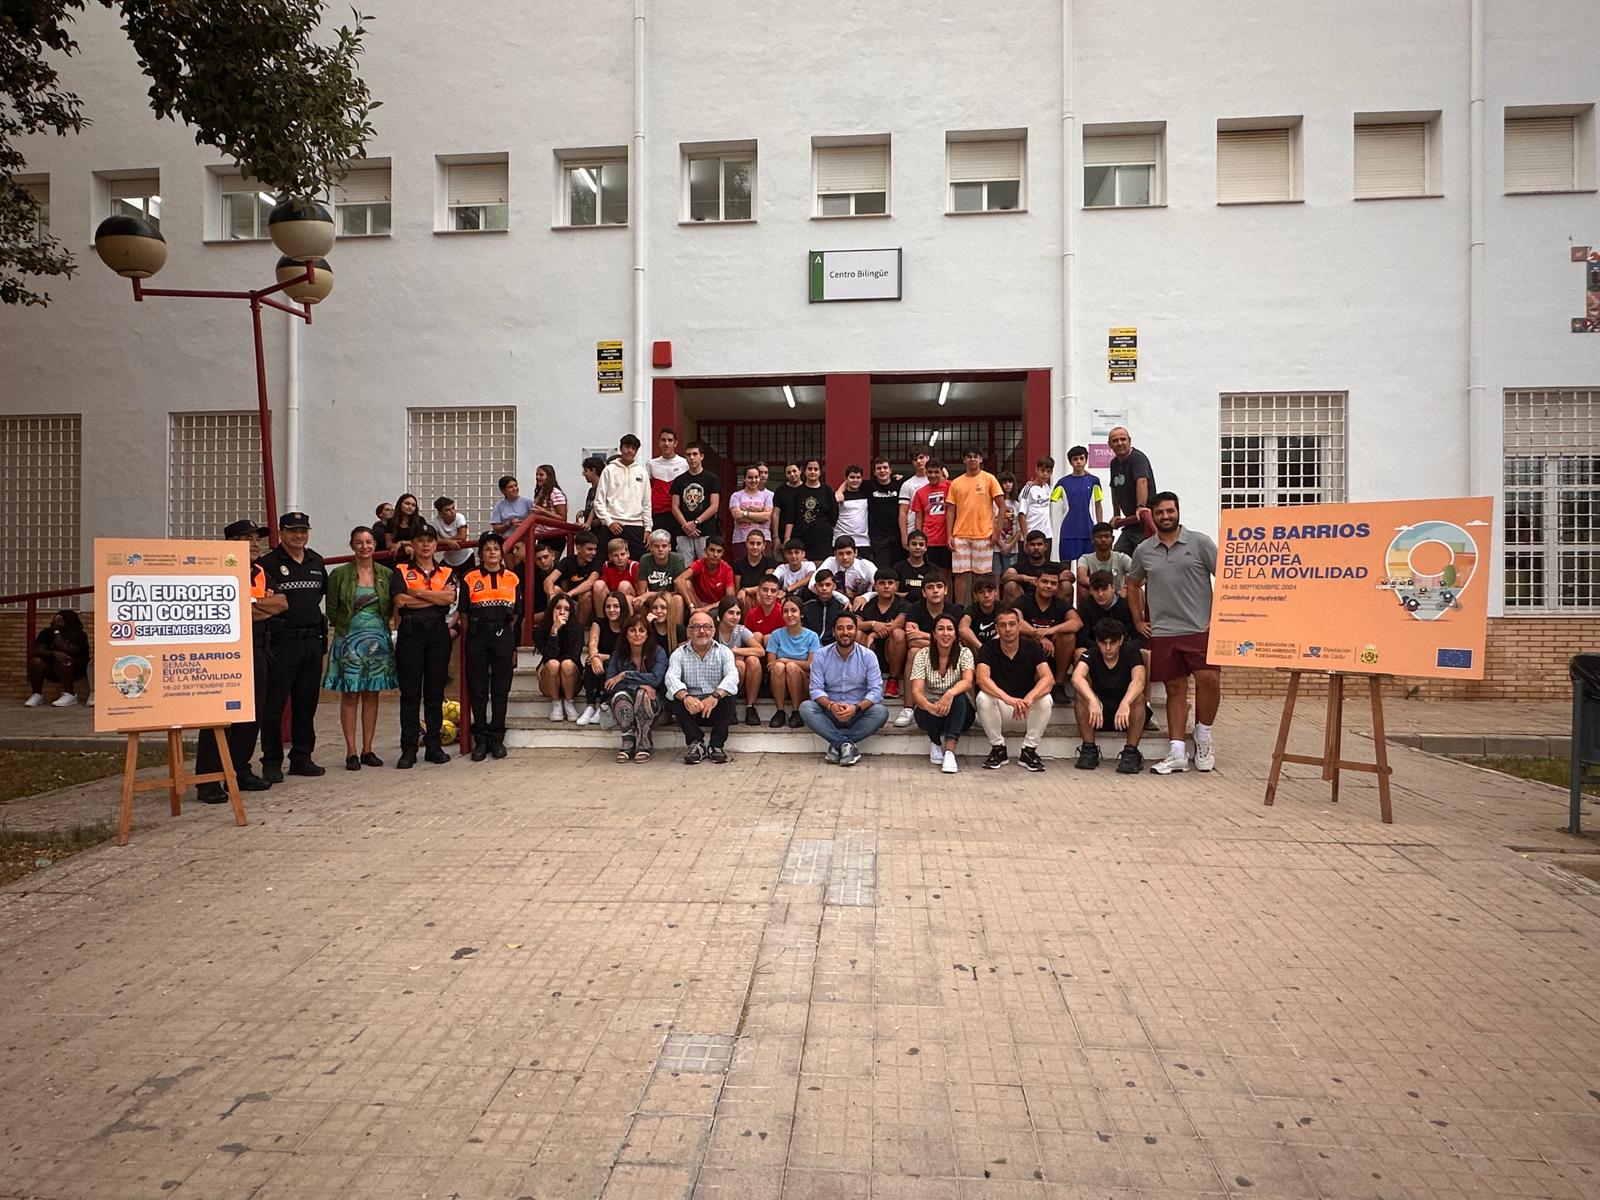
[1206,498,1492,680]
[93,538,255,732]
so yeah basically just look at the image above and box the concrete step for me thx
[505,696,1113,728]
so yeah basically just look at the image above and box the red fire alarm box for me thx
[652,340,672,369]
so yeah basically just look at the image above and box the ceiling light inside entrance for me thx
[782,385,797,409]
[937,381,950,406]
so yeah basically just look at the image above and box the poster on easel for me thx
[93,538,255,732]
[1206,498,1492,680]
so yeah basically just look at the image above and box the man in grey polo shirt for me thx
[1127,491,1219,775]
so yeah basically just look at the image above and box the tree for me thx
[1,0,378,307]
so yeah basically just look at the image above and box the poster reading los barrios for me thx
[1206,498,1493,680]
[93,538,255,732]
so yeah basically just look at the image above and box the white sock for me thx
[1195,723,1212,744]
[1170,739,1187,759]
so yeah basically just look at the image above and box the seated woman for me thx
[763,596,820,730]
[322,526,398,769]
[908,612,976,774]
[714,595,768,727]
[642,591,683,655]
[603,614,668,762]
[579,591,630,726]
[537,592,584,721]
[25,609,90,708]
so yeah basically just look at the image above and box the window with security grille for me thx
[873,417,1024,480]
[1504,388,1600,612]
[169,412,262,539]
[407,407,516,532]
[1218,393,1346,510]
[0,415,81,601]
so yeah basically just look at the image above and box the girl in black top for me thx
[581,590,630,719]
[386,493,430,565]
[536,593,583,721]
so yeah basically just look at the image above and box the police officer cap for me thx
[279,511,312,530]
[224,519,269,539]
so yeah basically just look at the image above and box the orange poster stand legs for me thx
[1263,671,1394,823]
[117,726,249,846]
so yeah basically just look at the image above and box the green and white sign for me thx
[809,248,902,302]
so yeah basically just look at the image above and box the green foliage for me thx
[0,0,378,307]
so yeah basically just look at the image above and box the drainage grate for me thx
[658,1033,735,1075]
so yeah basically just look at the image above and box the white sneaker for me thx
[23,693,44,707]
[1151,750,1189,775]
[895,708,914,728]
[929,743,943,764]
[563,699,581,721]
[941,750,959,774]
[576,705,598,727]
[549,701,565,722]
[87,694,94,707]
[1195,740,1215,772]
[51,692,79,707]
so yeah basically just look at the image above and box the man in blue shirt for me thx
[800,611,888,766]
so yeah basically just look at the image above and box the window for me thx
[1217,120,1301,204]
[0,415,81,600]
[947,132,1025,212]
[101,171,162,231]
[1504,106,1596,194]
[683,143,755,222]
[1354,113,1439,198]
[558,152,627,227]
[168,413,262,539]
[1219,393,1347,510]
[814,139,889,217]
[333,162,391,236]
[15,177,49,240]
[407,407,516,529]
[441,157,508,231]
[214,170,275,240]
[1504,389,1600,611]
[1083,126,1163,208]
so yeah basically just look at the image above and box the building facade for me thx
[2,0,1598,692]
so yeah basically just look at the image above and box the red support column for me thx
[825,374,872,486]
[1024,369,1052,472]
[652,377,683,444]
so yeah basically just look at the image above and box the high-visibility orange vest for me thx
[397,563,454,593]
[249,562,267,600]
[463,568,518,629]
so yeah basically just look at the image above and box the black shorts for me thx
[926,545,953,572]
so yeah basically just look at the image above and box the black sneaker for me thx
[288,760,325,778]
[345,754,361,772]
[683,741,706,765]
[261,765,284,784]
[196,784,228,805]
[489,741,508,760]
[744,706,760,727]
[768,709,787,729]
[708,745,730,764]
[237,772,271,792]
[787,711,804,729]
[1051,683,1068,704]
[424,746,451,765]
[1019,747,1045,773]
[1116,745,1144,774]
[470,741,489,762]
[983,746,1008,770]
[396,751,416,770]
[1075,742,1101,770]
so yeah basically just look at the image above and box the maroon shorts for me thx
[1148,631,1215,682]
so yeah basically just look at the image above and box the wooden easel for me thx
[1264,671,1394,823]
[117,726,248,846]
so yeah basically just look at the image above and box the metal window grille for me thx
[1504,388,1600,612]
[169,412,262,539]
[1219,393,1347,511]
[407,407,516,531]
[0,415,81,602]
[874,417,1025,480]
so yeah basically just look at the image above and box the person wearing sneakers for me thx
[577,590,630,727]
[900,571,962,727]
[857,573,907,703]
[742,576,787,641]
[535,593,583,722]
[800,611,887,766]
[1071,617,1148,774]
[975,607,1054,772]
[25,609,90,708]
[256,511,329,781]
[665,611,739,764]
[461,532,522,760]
[713,595,767,727]
[958,573,1003,653]
[816,536,878,608]
[764,596,820,729]
[908,613,976,774]
[1127,491,1219,775]
[391,526,456,769]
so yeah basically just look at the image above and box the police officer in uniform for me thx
[256,511,328,780]
[195,519,285,802]
[461,531,522,761]
[393,525,456,768]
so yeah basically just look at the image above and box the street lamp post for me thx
[93,197,337,547]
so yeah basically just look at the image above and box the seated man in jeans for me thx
[664,611,739,764]
[800,611,888,766]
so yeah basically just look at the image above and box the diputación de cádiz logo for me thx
[1377,518,1487,622]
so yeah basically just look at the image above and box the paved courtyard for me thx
[1,704,1598,1199]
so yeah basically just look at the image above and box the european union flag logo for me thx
[225,700,242,710]
[1436,648,1473,670]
